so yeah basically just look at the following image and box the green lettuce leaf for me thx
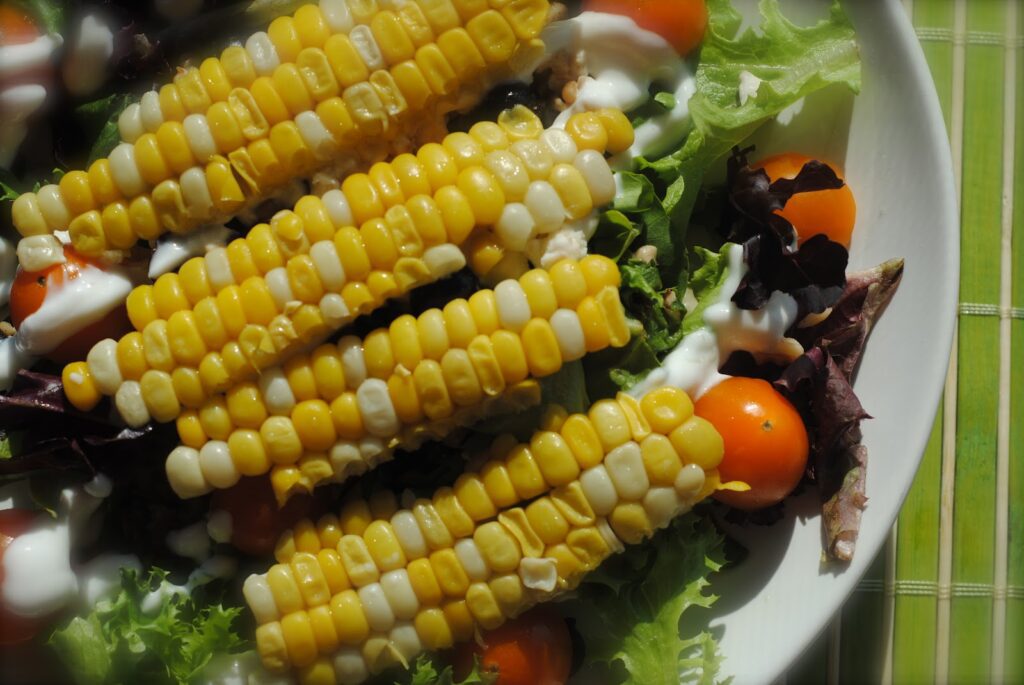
[682,244,735,335]
[398,653,497,685]
[48,567,249,685]
[562,515,727,685]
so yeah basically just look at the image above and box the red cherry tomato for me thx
[0,509,46,646]
[582,0,707,55]
[753,152,857,249]
[453,607,573,685]
[210,477,315,557]
[9,245,132,365]
[0,6,39,45]
[694,377,809,510]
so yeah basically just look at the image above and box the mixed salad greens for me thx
[0,0,904,683]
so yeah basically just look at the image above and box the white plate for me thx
[706,1,958,682]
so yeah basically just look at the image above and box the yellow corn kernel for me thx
[464,334,504,397]
[289,551,332,607]
[310,345,345,401]
[640,433,684,487]
[166,311,208,367]
[386,371,422,424]
[457,166,504,225]
[363,520,407,572]
[132,133,170,188]
[298,655,336,685]
[390,60,432,112]
[125,286,157,332]
[412,499,454,551]
[291,399,336,451]
[247,78,289,129]
[560,413,604,469]
[256,621,288,672]
[225,382,268,429]
[176,410,207,449]
[371,11,415,65]
[439,599,474,643]
[415,607,453,650]
[669,415,725,471]
[520,318,562,377]
[361,219,400,272]
[259,416,302,465]
[384,316,421,372]
[267,15,302,62]
[436,27,485,80]
[542,258,586,310]
[588,399,631,451]
[525,497,569,546]
[342,81,388,136]
[57,170,94,215]
[228,428,271,475]
[68,210,106,256]
[323,35,369,90]
[62,362,101,411]
[479,461,517,509]
[595,108,635,154]
[197,352,231,395]
[96,203,133,251]
[433,487,475,539]
[405,558,442,608]
[572,295,611,353]
[580,254,621,293]
[273,62,315,117]
[530,431,579,486]
[294,3,330,47]
[221,45,256,87]
[505,444,546,499]
[566,526,611,570]
[441,348,482,406]
[205,157,246,215]
[413,360,453,420]
[248,139,288,188]
[330,590,370,645]
[142,319,176,373]
[640,386,694,434]
[616,392,652,441]
[520,270,558,320]
[565,111,608,152]
[460,292,498,338]
[156,83,185,123]
[174,68,213,113]
[113,332,146,381]
[338,534,380,586]
[551,481,596,527]
[196,398,232,443]
[473,521,521,574]
[414,43,458,97]
[271,120,316,175]
[429,549,470,598]
[206,102,244,153]
[360,329,393,380]
[329,392,365,440]
[465,582,503,630]
[317,548,351,593]
[266,564,305,615]
[153,179,191,234]
[489,330,528,384]
[151,275,188,321]
[596,285,631,348]
[124,197,159,244]
[87,158,122,206]
[549,163,593,219]
[385,206,424,258]
[496,508,543,558]
[326,226,368,283]
[466,10,516,63]
[336,499,371,537]
[609,502,653,546]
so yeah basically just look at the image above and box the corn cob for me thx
[60,111,627,419]
[163,256,630,500]
[9,0,555,255]
[244,386,739,682]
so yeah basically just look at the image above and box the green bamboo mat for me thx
[784,1,1023,683]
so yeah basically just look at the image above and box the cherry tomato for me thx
[9,245,132,365]
[453,607,572,685]
[210,477,314,557]
[0,509,46,646]
[694,377,809,510]
[0,6,39,45]
[753,152,857,249]
[582,0,707,55]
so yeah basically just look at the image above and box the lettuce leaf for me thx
[398,654,497,685]
[49,568,249,685]
[682,245,734,336]
[562,515,727,685]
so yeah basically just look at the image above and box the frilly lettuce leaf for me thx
[399,654,497,685]
[682,244,734,335]
[561,515,728,685]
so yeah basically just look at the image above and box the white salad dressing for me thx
[62,14,115,97]
[149,224,233,279]
[630,244,801,400]
[166,521,212,563]
[140,555,237,614]
[0,262,138,389]
[0,233,17,309]
[0,33,63,166]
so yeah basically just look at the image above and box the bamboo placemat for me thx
[781,1,1023,683]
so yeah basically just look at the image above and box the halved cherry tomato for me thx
[581,0,707,55]
[0,6,39,46]
[210,477,315,557]
[8,245,132,365]
[754,152,857,249]
[453,607,572,685]
[0,509,46,646]
[694,377,809,510]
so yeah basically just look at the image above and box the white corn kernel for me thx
[310,240,347,292]
[86,338,123,394]
[165,445,211,498]
[182,113,218,163]
[494,202,534,252]
[348,25,384,71]
[329,441,368,480]
[358,583,396,632]
[320,292,351,328]
[258,367,297,415]
[605,441,649,500]
[494,279,530,332]
[115,379,151,428]
[17,234,65,272]
[198,440,241,489]
[518,556,558,593]
[359,436,387,462]
[524,180,567,235]
[320,0,355,32]
[118,102,145,143]
[180,167,214,220]
[379,569,420,620]
[454,538,489,582]
[549,308,585,361]
[484,150,529,202]
[596,517,624,553]
[573,150,616,206]
[389,622,423,662]
[36,184,72,230]
[204,247,235,290]
[265,267,295,309]
[322,189,355,228]
[674,463,706,500]
[422,244,466,278]
[333,647,369,685]
[245,31,281,75]
[338,335,367,386]
[139,90,165,132]
[390,510,427,561]
[643,486,682,530]
[579,465,619,516]
[356,378,400,437]
[243,573,280,624]
[295,111,339,160]
[540,129,577,164]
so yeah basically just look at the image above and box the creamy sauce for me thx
[0,262,140,389]
[545,13,696,165]
[630,244,801,400]
[166,521,212,563]
[149,224,233,279]
[199,651,295,685]
[0,34,62,166]
[62,14,114,97]
[1,475,112,618]
[77,554,142,608]
[525,212,598,269]
[140,556,237,614]
[0,233,17,310]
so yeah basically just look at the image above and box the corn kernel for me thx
[669,416,725,470]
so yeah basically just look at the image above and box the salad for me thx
[0,0,904,683]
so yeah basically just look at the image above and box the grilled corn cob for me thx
[163,256,630,500]
[244,386,739,681]
[62,111,627,422]
[10,0,556,254]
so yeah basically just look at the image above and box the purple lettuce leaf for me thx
[775,258,904,562]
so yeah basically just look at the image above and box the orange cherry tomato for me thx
[0,6,39,46]
[453,607,573,685]
[8,245,132,365]
[210,477,314,557]
[0,509,46,646]
[582,0,707,55]
[754,152,857,249]
[694,377,809,510]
